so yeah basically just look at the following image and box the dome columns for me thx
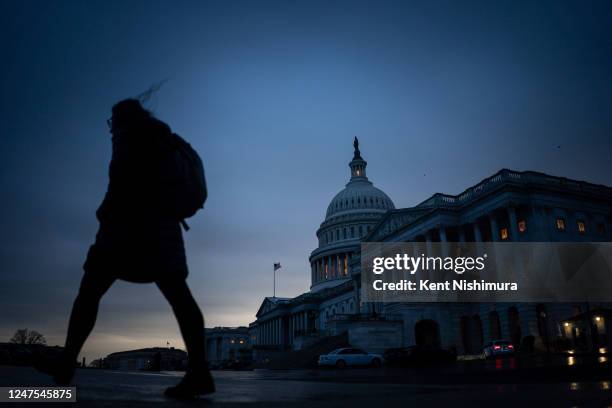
[311,252,351,285]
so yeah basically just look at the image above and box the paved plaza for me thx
[2,364,612,407]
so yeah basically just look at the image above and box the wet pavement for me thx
[2,364,612,407]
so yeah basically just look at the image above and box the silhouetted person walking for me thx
[36,99,214,398]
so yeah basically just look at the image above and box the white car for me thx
[318,348,383,368]
[481,339,515,359]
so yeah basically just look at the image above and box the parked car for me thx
[383,345,456,366]
[318,348,383,368]
[481,339,515,359]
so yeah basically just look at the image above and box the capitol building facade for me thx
[249,139,612,356]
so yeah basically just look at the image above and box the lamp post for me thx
[540,310,550,354]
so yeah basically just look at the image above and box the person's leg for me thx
[62,270,116,368]
[155,278,207,374]
[36,269,115,384]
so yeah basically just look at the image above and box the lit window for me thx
[500,228,509,240]
[344,257,348,276]
[518,220,526,233]
[239,339,245,344]
[230,339,235,344]
[556,218,566,231]
[577,221,586,234]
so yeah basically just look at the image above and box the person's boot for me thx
[33,353,75,386]
[164,370,215,399]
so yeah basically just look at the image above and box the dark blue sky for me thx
[1,0,611,360]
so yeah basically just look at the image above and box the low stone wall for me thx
[328,319,403,353]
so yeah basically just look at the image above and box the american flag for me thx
[274,262,281,271]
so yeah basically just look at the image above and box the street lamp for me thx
[540,310,550,354]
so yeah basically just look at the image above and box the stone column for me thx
[319,258,325,282]
[439,226,449,257]
[275,319,279,345]
[458,227,466,242]
[529,205,548,241]
[507,206,519,241]
[439,226,447,242]
[425,230,433,255]
[489,214,499,242]
[473,222,483,242]
[263,322,267,345]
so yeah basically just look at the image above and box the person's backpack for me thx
[161,133,207,230]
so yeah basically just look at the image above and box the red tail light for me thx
[508,345,514,349]
[493,345,501,350]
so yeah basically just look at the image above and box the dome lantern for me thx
[349,137,367,180]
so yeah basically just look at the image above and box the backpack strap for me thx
[180,219,190,231]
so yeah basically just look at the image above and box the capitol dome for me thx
[325,179,394,221]
[309,138,395,292]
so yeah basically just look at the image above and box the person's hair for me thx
[111,99,152,130]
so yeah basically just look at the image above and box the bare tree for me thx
[10,329,46,345]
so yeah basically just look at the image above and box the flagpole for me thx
[273,263,281,298]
